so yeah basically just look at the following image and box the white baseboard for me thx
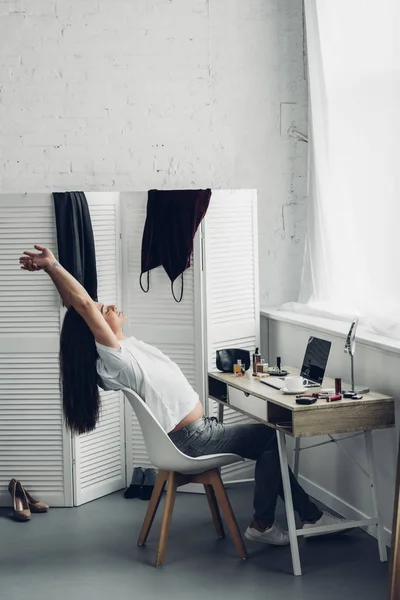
[299,473,392,548]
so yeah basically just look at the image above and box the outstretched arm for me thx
[20,245,120,349]
[20,245,90,308]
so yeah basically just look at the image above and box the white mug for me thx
[284,376,307,391]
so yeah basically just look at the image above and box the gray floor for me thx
[0,483,388,600]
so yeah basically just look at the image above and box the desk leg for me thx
[365,430,387,562]
[293,438,301,479]
[277,430,302,576]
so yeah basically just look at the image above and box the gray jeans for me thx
[169,417,322,526]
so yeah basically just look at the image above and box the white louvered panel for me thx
[0,353,64,500]
[121,193,203,475]
[90,201,119,304]
[204,190,259,370]
[205,192,256,335]
[0,194,69,507]
[79,391,124,490]
[72,194,126,506]
[0,205,60,334]
[204,190,259,481]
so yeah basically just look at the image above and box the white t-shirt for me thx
[95,336,199,433]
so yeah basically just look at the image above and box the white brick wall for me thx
[0,0,308,306]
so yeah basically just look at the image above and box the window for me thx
[297,0,399,338]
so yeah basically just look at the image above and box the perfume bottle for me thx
[256,359,269,378]
[253,347,261,376]
[234,359,243,376]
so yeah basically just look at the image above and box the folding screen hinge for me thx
[200,231,205,271]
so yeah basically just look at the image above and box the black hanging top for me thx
[140,189,211,302]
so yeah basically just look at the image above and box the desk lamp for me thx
[343,319,370,394]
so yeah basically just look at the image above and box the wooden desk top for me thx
[209,367,393,412]
[209,368,394,436]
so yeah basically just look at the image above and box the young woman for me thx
[20,245,347,545]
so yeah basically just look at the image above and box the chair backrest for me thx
[122,387,194,470]
[122,388,244,475]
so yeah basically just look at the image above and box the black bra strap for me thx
[141,270,184,302]
[171,273,184,303]
[139,271,150,293]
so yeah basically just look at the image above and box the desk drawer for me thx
[229,386,267,421]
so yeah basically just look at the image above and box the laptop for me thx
[260,336,332,391]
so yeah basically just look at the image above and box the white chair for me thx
[122,388,248,566]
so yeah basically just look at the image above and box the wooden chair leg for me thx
[138,470,167,546]
[209,469,248,560]
[155,471,177,567]
[204,484,225,538]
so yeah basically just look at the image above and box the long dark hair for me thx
[60,307,102,434]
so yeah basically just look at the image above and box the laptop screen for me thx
[300,337,332,384]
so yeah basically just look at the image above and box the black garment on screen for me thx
[140,189,211,302]
[53,191,98,301]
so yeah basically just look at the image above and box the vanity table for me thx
[208,368,395,576]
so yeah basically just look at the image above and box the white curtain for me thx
[295,0,400,338]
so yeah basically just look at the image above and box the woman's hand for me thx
[19,245,89,309]
[19,245,56,271]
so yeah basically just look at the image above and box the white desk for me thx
[208,367,395,576]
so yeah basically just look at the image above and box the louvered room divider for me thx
[0,190,259,506]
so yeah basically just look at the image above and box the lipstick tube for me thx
[326,394,342,402]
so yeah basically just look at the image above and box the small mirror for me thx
[344,319,359,357]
